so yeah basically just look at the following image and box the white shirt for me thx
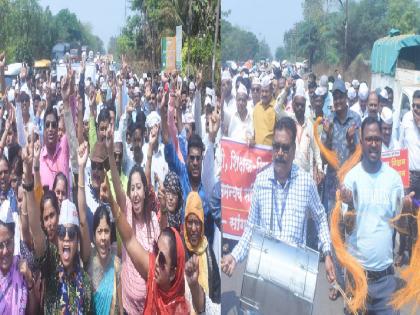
[399,111,420,171]
[381,136,400,153]
[222,95,237,134]
[141,142,169,191]
[227,109,254,142]
[351,101,368,120]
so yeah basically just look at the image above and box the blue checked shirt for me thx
[231,164,331,263]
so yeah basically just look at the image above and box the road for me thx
[221,260,416,315]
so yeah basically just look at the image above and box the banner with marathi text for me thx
[221,138,272,239]
[381,148,410,188]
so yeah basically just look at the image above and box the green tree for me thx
[387,0,420,34]
[275,46,287,61]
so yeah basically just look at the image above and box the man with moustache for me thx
[221,117,335,287]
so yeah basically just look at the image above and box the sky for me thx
[222,0,303,55]
[38,0,131,50]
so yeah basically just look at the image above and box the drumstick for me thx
[332,281,358,315]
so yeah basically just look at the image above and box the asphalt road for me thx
[221,260,416,315]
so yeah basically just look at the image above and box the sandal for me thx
[329,287,341,301]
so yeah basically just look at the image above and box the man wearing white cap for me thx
[351,82,369,120]
[251,76,261,107]
[227,83,254,143]
[222,69,236,135]
[253,75,276,146]
[319,75,333,117]
[381,106,399,152]
[347,87,357,107]
[142,112,168,191]
[352,79,360,92]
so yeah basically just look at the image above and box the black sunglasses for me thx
[91,161,104,171]
[272,142,292,154]
[45,121,58,129]
[57,225,78,241]
[413,103,420,110]
[153,241,167,269]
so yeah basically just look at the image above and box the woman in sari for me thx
[183,192,220,304]
[109,127,160,314]
[107,127,190,314]
[0,199,36,314]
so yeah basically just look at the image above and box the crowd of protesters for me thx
[0,50,222,314]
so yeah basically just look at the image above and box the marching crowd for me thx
[220,60,420,314]
[0,51,222,314]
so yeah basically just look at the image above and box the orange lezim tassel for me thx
[390,207,420,314]
[329,146,367,314]
[313,117,340,171]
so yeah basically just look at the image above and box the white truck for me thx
[370,31,420,139]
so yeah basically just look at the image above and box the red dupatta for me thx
[143,227,190,315]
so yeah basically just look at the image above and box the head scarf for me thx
[184,192,209,295]
[144,227,190,315]
[163,172,182,230]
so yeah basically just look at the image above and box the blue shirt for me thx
[231,164,331,263]
[344,162,404,271]
[164,141,215,245]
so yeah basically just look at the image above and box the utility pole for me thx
[187,0,192,77]
[339,0,349,68]
[211,0,220,87]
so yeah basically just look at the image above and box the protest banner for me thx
[221,137,272,239]
[381,148,410,188]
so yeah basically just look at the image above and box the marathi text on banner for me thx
[381,148,410,188]
[221,138,272,239]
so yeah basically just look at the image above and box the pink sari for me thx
[0,256,28,315]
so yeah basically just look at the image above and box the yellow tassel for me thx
[313,117,340,171]
[390,207,420,314]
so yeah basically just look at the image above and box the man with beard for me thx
[398,90,420,262]
[380,107,399,152]
[340,117,414,314]
[221,117,335,288]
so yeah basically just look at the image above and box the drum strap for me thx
[271,180,291,233]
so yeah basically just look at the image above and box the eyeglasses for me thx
[91,161,104,171]
[272,142,292,154]
[153,241,167,269]
[413,103,420,110]
[45,121,57,129]
[189,155,202,162]
[57,225,78,241]
[252,88,261,93]
[0,238,13,251]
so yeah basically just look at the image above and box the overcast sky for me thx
[38,0,131,50]
[222,0,303,55]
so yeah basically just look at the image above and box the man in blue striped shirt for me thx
[221,117,335,285]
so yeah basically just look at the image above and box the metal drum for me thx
[240,228,320,315]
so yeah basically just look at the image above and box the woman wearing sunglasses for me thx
[24,139,93,313]
[158,171,183,232]
[108,127,160,314]
[184,192,221,304]
[107,128,190,314]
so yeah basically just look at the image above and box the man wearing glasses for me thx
[222,117,335,286]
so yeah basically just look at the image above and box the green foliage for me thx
[221,19,273,62]
[281,0,420,68]
[0,0,104,64]
[275,46,287,61]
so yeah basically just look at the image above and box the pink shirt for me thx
[121,198,160,315]
[39,134,70,190]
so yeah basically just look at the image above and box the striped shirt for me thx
[231,164,331,263]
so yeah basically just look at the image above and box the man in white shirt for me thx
[381,107,399,152]
[351,82,369,120]
[221,70,236,135]
[227,83,254,143]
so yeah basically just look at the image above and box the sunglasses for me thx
[0,238,13,251]
[272,142,292,154]
[364,136,382,144]
[153,241,167,269]
[45,121,58,129]
[57,225,78,241]
[91,161,104,171]
[413,103,420,110]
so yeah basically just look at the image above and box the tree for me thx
[275,46,287,61]
[387,0,420,34]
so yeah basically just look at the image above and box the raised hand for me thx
[0,52,5,69]
[149,125,159,147]
[185,254,200,286]
[105,124,114,155]
[346,123,357,145]
[61,67,74,102]
[22,130,34,176]
[322,118,333,136]
[208,108,221,143]
[77,141,89,167]
[33,138,41,166]
[19,259,33,286]
[221,254,236,277]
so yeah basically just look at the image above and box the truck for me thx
[370,29,420,138]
